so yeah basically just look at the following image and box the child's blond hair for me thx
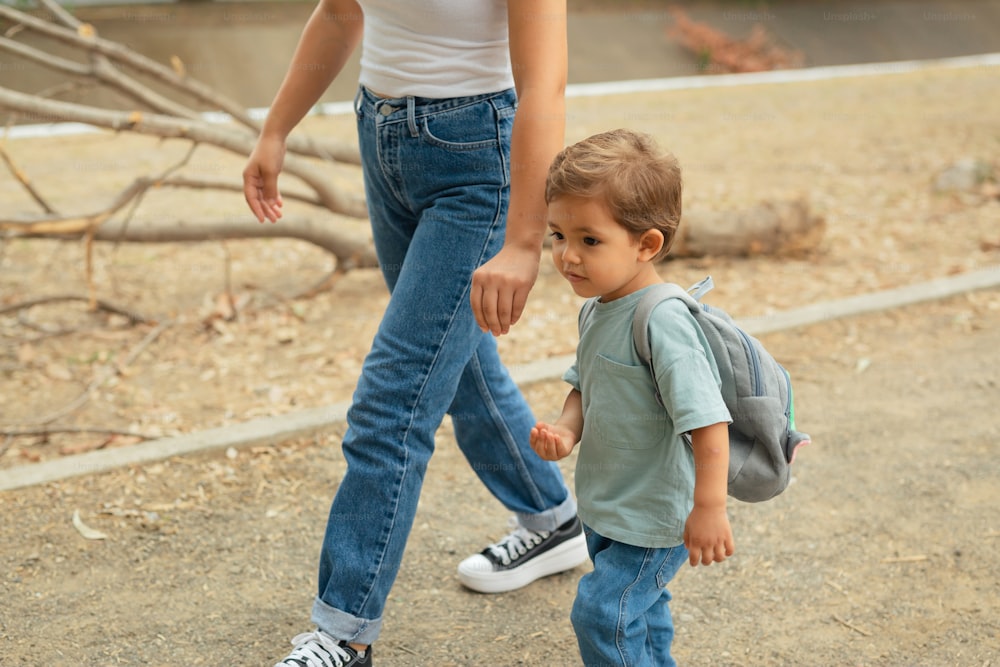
[545,129,682,260]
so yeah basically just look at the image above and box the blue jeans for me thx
[310,86,576,644]
[571,525,689,667]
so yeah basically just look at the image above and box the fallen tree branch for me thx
[155,175,323,208]
[0,0,359,164]
[0,1,253,129]
[0,142,56,214]
[671,199,825,258]
[0,426,154,440]
[0,32,200,121]
[0,176,152,236]
[0,0,823,304]
[0,294,150,324]
[0,87,367,218]
[0,177,379,269]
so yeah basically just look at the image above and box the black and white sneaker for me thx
[457,515,589,593]
[275,630,372,667]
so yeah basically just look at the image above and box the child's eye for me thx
[550,231,564,240]
[583,237,599,246]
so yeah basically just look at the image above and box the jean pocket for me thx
[420,100,509,151]
[655,545,688,588]
[586,354,668,450]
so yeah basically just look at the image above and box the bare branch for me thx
[0,2,257,129]
[107,142,201,249]
[84,214,379,270]
[0,177,152,236]
[34,0,82,30]
[0,2,361,164]
[1,0,202,120]
[0,87,367,218]
[156,175,323,208]
[0,426,155,441]
[0,35,199,120]
[0,35,91,77]
[0,294,150,323]
[0,142,57,214]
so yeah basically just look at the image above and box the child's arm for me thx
[684,421,735,567]
[530,389,583,461]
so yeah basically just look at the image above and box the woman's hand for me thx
[470,244,540,335]
[242,134,286,224]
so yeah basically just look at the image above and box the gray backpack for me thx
[580,276,810,502]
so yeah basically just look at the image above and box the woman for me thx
[242,1,585,665]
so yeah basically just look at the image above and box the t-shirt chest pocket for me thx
[585,354,669,450]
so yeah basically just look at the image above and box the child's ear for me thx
[637,229,664,261]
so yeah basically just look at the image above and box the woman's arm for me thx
[471,0,567,335]
[243,0,364,223]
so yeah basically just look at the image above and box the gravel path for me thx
[2,62,999,666]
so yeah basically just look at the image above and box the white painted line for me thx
[2,266,998,492]
[6,52,999,140]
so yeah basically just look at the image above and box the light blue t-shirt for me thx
[564,286,732,548]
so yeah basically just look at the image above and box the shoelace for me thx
[485,519,552,566]
[279,630,355,667]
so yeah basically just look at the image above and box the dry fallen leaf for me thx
[170,54,186,78]
[72,509,108,540]
[60,437,111,456]
[18,448,42,463]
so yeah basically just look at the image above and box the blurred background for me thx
[1,0,998,114]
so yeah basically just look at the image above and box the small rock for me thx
[933,158,994,193]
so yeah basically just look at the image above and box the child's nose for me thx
[561,244,581,265]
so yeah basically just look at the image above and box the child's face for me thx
[547,195,661,302]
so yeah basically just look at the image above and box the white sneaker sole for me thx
[457,530,589,594]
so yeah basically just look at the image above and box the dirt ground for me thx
[2,64,1000,665]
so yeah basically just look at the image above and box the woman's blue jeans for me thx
[571,526,689,667]
[310,86,576,644]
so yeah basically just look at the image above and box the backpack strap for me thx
[686,275,715,300]
[632,276,714,368]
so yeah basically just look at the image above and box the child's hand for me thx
[683,506,734,567]
[530,422,577,461]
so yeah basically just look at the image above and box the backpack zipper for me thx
[735,327,763,396]
[782,366,795,428]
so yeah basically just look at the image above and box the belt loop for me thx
[406,96,418,137]
[354,86,364,115]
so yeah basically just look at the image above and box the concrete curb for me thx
[738,265,1000,335]
[2,266,998,492]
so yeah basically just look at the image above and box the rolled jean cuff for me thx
[516,494,577,533]
[311,596,382,645]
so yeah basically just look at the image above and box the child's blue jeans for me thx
[309,86,576,644]
[572,525,689,667]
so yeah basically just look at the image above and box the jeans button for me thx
[379,104,395,116]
